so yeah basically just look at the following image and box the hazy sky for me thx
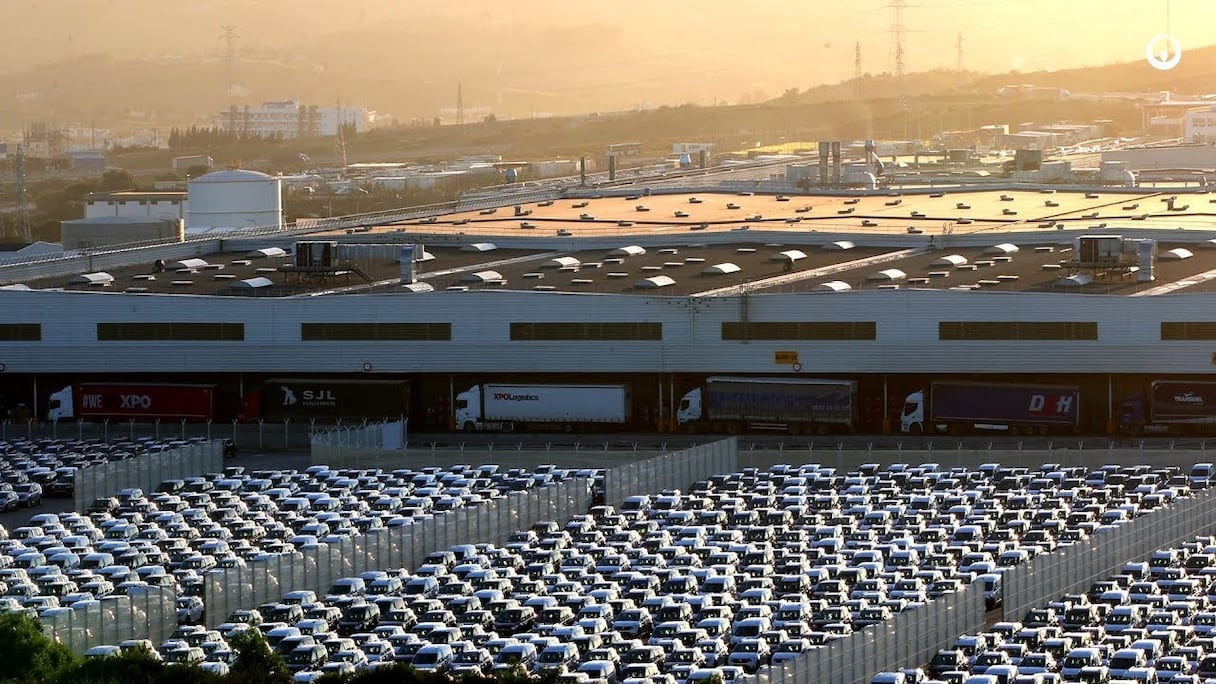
[2,0,1212,121]
[6,0,1211,81]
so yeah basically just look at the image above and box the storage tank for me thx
[185,169,283,235]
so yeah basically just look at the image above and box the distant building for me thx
[1184,106,1216,143]
[0,141,6,160]
[69,151,106,174]
[62,217,183,251]
[606,142,642,157]
[216,101,371,138]
[172,154,214,172]
[84,191,187,221]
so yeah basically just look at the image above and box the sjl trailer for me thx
[901,381,1080,435]
[455,383,630,432]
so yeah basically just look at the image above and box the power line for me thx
[220,25,239,100]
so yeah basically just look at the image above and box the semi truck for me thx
[47,383,222,422]
[47,378,409,423]
[676,376,858,433]
[455,383,630,432]
[901,381,1080,435]
[1119,380,1216,435]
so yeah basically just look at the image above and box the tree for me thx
[0,613,77,683]
[225,629,290,684]
[100,168,134,191]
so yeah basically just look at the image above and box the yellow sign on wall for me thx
[775,351,799,365]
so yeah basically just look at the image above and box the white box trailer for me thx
[455,383,630,432]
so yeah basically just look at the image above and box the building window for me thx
[1161,322,1216,340]
[301,322,451,341]
[97,323,244,341]
[510,322,662,341]
[939,321,1097,340]
[721,322,877,341]
[0,324,41,341]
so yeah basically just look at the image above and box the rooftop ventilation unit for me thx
[171,258,211,271]
[817,281,852,292]
[294,241,336,268]
[634,275,676,289]
[984,243,1019,255]
[867,268,907,282]
[544,257,582,269]
[231,277,274,290]
[824,241,855,251]
[246,247,287,259]
[1162,247,1194,261]
[1055,273,1093,288]
[68,272,115,287]
[461,243,498,252]
[462,270,506,284]
[772,250,807,263]
[702,263,741,275]
[932,255,969,267]
[610,245,646,257]
[401,283,435,293]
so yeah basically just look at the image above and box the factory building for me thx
[216,101,371,139]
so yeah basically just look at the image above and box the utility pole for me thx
[220,25,239,100]
[956,32,964,72]
[854,42,863,101]
[14,146,31,243]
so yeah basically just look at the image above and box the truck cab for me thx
[900,391,925,434]
[46,386,73,422]
[677,388,703,426]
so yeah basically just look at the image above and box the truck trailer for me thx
[455,383,630,432]
[901,381,1080,435]
[47,378,410,423]
[258,378,410,421]
[47,383,221,422]
[1119,380,1216,435]
[676,376,858,433]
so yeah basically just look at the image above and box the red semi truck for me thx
[46,383,222,422]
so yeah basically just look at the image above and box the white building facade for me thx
[1184,106,1216,143]
[216,101,371,139]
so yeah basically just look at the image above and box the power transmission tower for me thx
[220,25,239,99]
[956,32,964,72]
[456,83,465,126]
[889,0,908,110]
[854,42,863,100]
[14,146,31,243]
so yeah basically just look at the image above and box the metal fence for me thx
[1003,485,1216,617]
[741,584,987,684]
[73,440,224,511]
[600,438,738,506]
[40,587,176,655]
[310,420,406,468]
[203,477,591,628]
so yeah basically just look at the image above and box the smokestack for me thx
[831,141,842,184]
[579,157,587,186]
[698,150,707,169]
[818,142,830,185]
[865,139,875,174]
[608,155,617,181]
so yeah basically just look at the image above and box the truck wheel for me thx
[563,423,574,433]
[462,421,476,433]
[1009,426,1020,436]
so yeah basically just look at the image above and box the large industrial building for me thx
[11,158,1216,435]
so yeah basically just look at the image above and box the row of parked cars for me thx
[0,436,208,506]
[0,463,584,631]
[83,460,1206,683]
[874,528,1216,684]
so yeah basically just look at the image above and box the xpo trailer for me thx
[1120,380,1216,435]
[46,383,219,422]
[676,376,859,433]
[901,381,1080,435]
[455,383,630,432]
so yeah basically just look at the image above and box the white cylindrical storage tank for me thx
[186,169,283,235]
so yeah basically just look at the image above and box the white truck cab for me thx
[900,391,925,434]
[676,389,702,425]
